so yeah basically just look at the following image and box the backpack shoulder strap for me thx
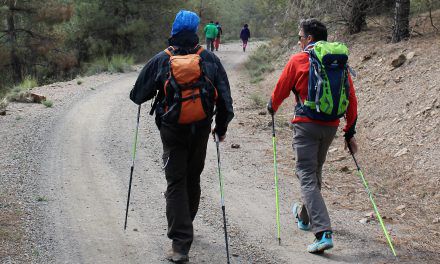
[164,46,175,57]
[195,45,204,55]
[292,86,304,107]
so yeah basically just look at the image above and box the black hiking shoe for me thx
[166,249,189,263]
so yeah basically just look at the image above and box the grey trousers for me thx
[206,38,215,51]
[293,122,337,234]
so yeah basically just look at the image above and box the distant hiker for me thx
[214,21,223,51]
[267,18,358,254]
[240,24,250,52]
[130,10,234,263]
[204,20,218,52]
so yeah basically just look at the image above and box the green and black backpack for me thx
[296,41,351,121]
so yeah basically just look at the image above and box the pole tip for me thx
[278,238,281,246]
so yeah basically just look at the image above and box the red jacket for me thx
[271,51,357,137]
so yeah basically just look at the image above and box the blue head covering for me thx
[171,10,200,36]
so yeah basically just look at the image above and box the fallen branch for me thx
[428,4,439,32]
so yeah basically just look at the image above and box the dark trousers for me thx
[160,123,211,254]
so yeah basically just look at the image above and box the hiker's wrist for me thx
[344,131,355,141]
[267,99,275,114]
[214,126,227,138]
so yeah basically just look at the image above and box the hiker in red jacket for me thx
[267,18,358,254]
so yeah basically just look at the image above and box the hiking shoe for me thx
[292,203,311,231]
[307,231,333,254]
[166,249,189,263]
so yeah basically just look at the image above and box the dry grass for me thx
[0,98,8,112]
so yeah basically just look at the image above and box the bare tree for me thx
[347,0,369,34]
[392,0,410,42]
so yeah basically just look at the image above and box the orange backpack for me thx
[161,46,218,124]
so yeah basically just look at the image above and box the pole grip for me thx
[271,113,275,137]
[346,138,353,155]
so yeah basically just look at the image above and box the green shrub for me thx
[36,196,48,202]
[17,76,38,90]
[41,100,53,108]
[7,89,30,102]
[85,55,134,76]
[5,77,37,102]
[245,44,275,84]
[109,55,134,73]
[86,57,110,76]
[77,80,83,85]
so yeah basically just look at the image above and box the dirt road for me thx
[2,43,424,263]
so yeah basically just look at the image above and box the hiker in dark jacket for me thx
[240,24,250,52]
[214,21,223,51]
[267,18,358,254]
[130,10,234,263]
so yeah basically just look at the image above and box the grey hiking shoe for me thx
[166,249,189,263]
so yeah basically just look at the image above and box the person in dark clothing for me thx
[129,10,234,263]
[214,21,223,51]
[240,24,250,52]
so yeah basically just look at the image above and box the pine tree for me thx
[69,0,179,62]
[0,0,74,85]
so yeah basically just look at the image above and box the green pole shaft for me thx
[271,114,281,245]
[347,142,397,256]
[357,169,397,256]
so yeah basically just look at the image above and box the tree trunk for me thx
[7,4,22,83]
[199,0,203,20]
[392,0,410,43]
[348,0,368,34]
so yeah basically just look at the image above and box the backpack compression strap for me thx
[164,45,204,56]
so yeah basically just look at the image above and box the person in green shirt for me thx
[204,21,218,51]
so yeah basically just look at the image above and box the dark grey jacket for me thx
[129,46,234,136]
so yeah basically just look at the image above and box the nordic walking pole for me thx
[346,140,397,257]
[271,113,281,245]
[215,133,231,264]
[124,104,141,230]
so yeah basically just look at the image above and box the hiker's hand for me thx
[212,128,226,142]
[267,99,275,115]
[344,137,358,154]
